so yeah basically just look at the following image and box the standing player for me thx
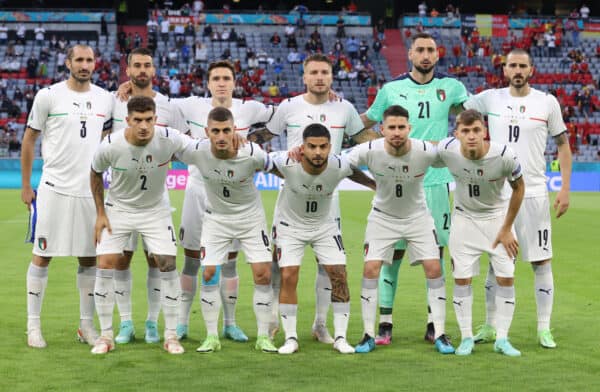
[464,49,572,348]
[250,53,378,343]
[90,96,189,355]
[177,107,277,354]
[346,105,454,354]
[269,123,375,355]
[21,45,113,348]
[110,47,188,345]
[174,61,274,342]
[437,110,525,356]
[361,32,469,344]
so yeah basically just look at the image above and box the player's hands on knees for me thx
[492,228,519,259]
[21,186,35,209]
[116,81,133,102]
[94,215,112,245]
[233,132,247,150]
[287,145,302,162]
[553,188,570,219]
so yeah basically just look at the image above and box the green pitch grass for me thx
[0,190,598,392]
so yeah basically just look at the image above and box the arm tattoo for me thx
[90,171,105,212]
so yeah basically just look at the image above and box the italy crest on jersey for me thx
[402,165,409,173]
[227,170,234,178]
[519,105,526,113]
[320,114,326,122]
[38,237,47,251]
[477,169,484,176]
[316,184,322,192]
[436,89,446,102]
[145,155,153,163]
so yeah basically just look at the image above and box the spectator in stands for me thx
[193,0,204,15]
[8,133,20,158]
[181,2,192,16]
[372,38,382,59]
[336,15,346,38]
[57,50,67,73]
[147,17,159,38]
[376,18,385,42]
[0,23,8,45]
[430,8,439,17]
[296,15,306,37]
[267,81,280,97]
[16,23,26,41]
[147,33,157,54]
[270,32,282,47]
[202,24,212,41]
[237,33,247,47]
[221,47,232,61]
[452,43,461,66]
[336,68,349,86]
[161,18,170,43]
[211,29,220,41]
[247,54,259,69]
[6,99,20,118]
[577,88,594,117]
[273,57,284,80]
[229,28,238,43]
[565,17,580,47]
[181,43,191,64]
[287,48,301,70]
[101,15,108,40]
[287,33,298,49]
[346,36,359,59]
[418,2,427,17]
[25,88,34,113]
[14,40,24,57]
[58,36,67,51]
[185,22,195,38]
[118,30,126,52]
[580,4,590,20]
[26,55,39,78]
[285,23,295,38]
[333,39,344,56]
[596,44,600,58]
[34,23,45,46]
[544,30,557,57]
[359,40,369,60]
[310,27,321,42]
[134,32,142,48]
[168,47,178,65]
[169,75,181,97]
[195,41,207,63]
[305,38,317,53]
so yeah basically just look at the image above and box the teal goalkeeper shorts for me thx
[394,183,451,250]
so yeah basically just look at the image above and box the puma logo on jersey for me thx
[485,285,493,291]
[383,279,394,286]
[505,300,515,305]
[114,290,125,296]
[73,102,80,107]
[360,295,371,303]
[166,295,179,301]
[538,288,552,295]
[306,115,314,120]
[399,94,407,99]
[228,296,238,300]
[153,288,161,292]
[437,297,447,301]
[28,291,41,297]
[201,298,215,306]
[131,158,139,162]
[323,287,332,291]
[453,300,463,306]
[95,291,108,298]
[256,302,271,307]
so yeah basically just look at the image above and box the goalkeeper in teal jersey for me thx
[361,32,468,345]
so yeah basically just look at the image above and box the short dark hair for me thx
[66,44,94,61]
[127,95,156,114]
[303,53,333,70]
[208,106,234,123]
[127,47,154,65]
[411,32,435,44]
[383,105,409,120]
[302,123,330,141]
[207,60,236,80]
[506,48,534,66]
[455,109,485,127]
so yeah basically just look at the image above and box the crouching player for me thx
[90,96,190,354]
[269,123,376,354]
[436,109,525,356]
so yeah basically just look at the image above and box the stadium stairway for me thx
[381,29,407,77]
[118,25,148,81]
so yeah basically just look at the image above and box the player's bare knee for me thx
[532,259,551,268]
[364,260,382,279]
[78,256,96,267]
[455,278,472,286]
[280,267,299,287]
[145,251,157,267]
[32,255,51,267]
[115,254,132,270]
[495,276,514,287]
[252,263,272,285]
[423,259,442,278]
[154,254,176,272]
[96,255,117,269]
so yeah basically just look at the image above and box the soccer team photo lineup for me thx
[3,1,598,366]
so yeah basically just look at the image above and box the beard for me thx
[132,76,152,89]
[413,63,435,75]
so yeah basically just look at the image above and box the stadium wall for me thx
[1,159,599,192]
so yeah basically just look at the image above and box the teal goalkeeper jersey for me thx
[366,72,468,186]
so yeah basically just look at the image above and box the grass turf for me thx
[0,190,598,392]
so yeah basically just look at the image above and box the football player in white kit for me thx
[464,49,572,348]
[174,61,274,342]
[176,107,277,354]
[249,53,379,343]
[437,109,525,356]
[21,45,113,348]
[90,96,190,355]
[110,47,188,345]
[269,123,376,355]
[345,105,454,354]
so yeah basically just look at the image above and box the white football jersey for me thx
[464,87,566,197]
[266,95,364,153]
[345,138,437,219]
[173,97,274,187]
[27,81,113,197]
[271,152,353,225]
[92,127,190,211]
[177,141,270,216]
[111,91,188,131]
[437,137,522,218]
